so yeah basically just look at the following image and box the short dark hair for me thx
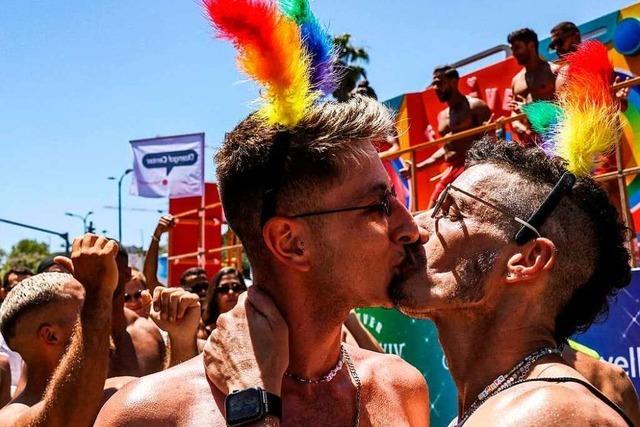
[551,21,579,36]
[201,267,247,326]
[2,267,34,290]
[508,28,539,51]
[215,96,394,268]
[467,139,631,341]
[433,65,459,80]
[179,267,207,287]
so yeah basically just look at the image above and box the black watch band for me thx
[263,390,282,420]
[225,387,282,426]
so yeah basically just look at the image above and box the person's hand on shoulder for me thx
[204,287,288,396]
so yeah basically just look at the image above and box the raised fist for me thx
[54,234,119,299]
[154,214,176,238]
[150,286,201,339]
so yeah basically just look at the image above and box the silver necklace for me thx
[285,344,361,427]
[284,344,345,384]
[343,346,361,427]
[456,346,560,426]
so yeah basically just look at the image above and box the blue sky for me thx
[0,0,632,254]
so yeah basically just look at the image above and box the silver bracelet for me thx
[151,235,160,243]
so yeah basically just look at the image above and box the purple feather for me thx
[300,17,336,94]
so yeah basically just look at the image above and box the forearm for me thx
[417,147,444,168]
[168,334,198,367]
[344,311,383,353]
[30,295,112,427]
[143,237,163,292]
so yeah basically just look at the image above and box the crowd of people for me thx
[0,14,638,427]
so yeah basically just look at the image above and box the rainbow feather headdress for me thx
[203,0,336,127]
[522,40,621,176]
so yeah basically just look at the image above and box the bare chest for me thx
[282,376,411,427]
[513,69,557,101]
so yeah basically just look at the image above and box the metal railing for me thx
[167,76,640,267]
[380,75,640,264]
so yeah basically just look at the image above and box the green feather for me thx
[522,101,563,135]
[279,0,311,24]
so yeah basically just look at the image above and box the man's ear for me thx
[504,237,556,284]
[262,218,311,272]
[38,323,62,346]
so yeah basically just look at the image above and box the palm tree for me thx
[332,34,370,102]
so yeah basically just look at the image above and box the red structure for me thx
[167,183,223,286]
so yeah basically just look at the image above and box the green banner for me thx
[355,308,457,427]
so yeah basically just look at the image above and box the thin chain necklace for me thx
[284,344,345,384]
[343,346,361,427]
[456,346,560,426]
[285,344,361,427]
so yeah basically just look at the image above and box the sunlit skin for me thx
[95,144,430,427]
[392,164,632,426]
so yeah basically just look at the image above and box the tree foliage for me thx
[332,34,370,102]
[1,239,50,274]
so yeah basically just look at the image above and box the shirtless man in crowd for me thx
[415,65,491,206]
[96,96,430,426]
[508,28,560,145]
[110,243,200,377]
[0,235,121,426]
[208,139,639,426]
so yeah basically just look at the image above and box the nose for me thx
[389,198,420,245]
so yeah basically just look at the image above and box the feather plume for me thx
[203,0,316,127]
[554,40,620,176]
[279,0,336,94]
[522,101,563,135]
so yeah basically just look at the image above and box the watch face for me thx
[225,388,264,425]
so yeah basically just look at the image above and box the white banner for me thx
[130,133,204,198]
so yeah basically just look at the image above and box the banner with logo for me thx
[356,268,640,427]
[130,133,204,198]
[573,268,640,392]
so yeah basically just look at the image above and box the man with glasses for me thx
[202,138,638,426]
[96,96,430,426]
[391,139,637,425]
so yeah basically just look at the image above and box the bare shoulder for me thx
[512,68,526,83]
[549,61,562,74]
[348,345,427,395]
[468,96,488,109]
[0,402,29,427]
[95,355,222,426]
[474,380,629,426]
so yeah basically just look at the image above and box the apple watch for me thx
[225,387,282,426]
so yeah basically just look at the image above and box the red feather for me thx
[203,0,299,89]
[561,40,613,106]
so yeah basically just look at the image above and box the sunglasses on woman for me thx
[216,283,245,294]
[124,290,143,303]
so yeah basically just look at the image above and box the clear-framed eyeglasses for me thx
[431,184,541,240]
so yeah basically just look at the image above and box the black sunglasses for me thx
[185,282,209,295]
[286,187,395,219]
[216,283,245,294]
[124,290,143,303]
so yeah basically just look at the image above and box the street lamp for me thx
[108,168,133,242]
[65,210,94,233]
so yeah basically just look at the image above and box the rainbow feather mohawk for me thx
[279,0,337,94]
[203,0,335,127]
[523,40,621,176]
